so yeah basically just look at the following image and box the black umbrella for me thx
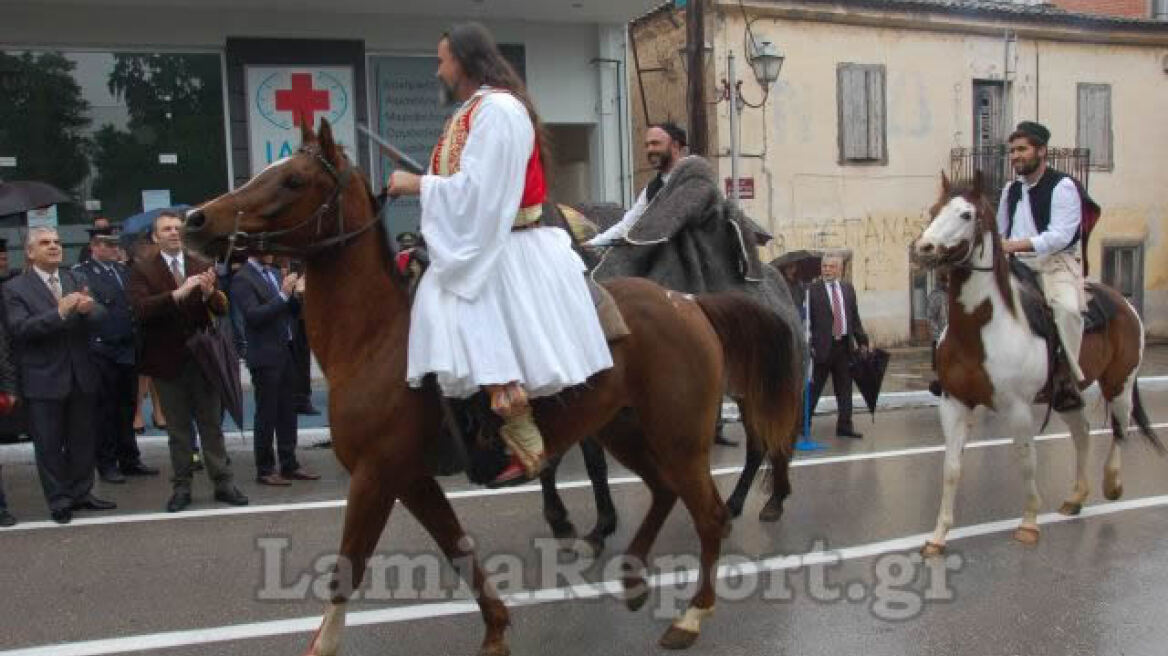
[0,181,72,216]
[849,348,890,418]
[770,250,822,281]
[186,318,244,430]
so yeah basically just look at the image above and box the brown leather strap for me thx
[511,220,542,232]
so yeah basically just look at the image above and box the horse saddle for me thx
[1009,258,1117,337]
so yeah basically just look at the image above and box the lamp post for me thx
[727,39,784,207]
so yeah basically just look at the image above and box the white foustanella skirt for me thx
[406,226,614,399]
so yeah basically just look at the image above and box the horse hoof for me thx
[624,578,650,612]
[659,626,700,650]
[476,642,510,656]
[1058,502,1083,516]
[1104,484,1123,501]
[920,542,945,558]
[549,521,577,541]
[1013,526,1040,546]
[758,500,783,523]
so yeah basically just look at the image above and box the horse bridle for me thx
[930,201,995,273]
[225,145,382,258]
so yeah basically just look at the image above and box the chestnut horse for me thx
[912,172,1161,556]
[183,120,801,655]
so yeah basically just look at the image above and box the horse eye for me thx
[284,175,305,190]
[960,211,973,221]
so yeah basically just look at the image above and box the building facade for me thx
[631,0,1168,343]
[0,0,655,261]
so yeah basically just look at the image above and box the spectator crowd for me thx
[0,212,318,527]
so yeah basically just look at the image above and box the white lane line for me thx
[4,493,1168,656]
[5,421,1166,533]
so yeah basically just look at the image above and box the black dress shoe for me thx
[121,462,160,476]
[0,509,16,527]
[166,491,192,513]
[713,434,739,447]
[50,508,72,524]
[296,403,322,416]
[214,487,249,506]
[73,495,117,511]
[99,468,127,484]
[837,429,864,439]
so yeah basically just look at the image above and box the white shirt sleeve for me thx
[1031,178,1081,256]
[418,94,532,300]
[587,188,648,246]
[996,184,1012,237]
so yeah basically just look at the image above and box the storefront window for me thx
[0,50,228,225]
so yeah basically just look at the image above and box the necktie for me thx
[646,174,664,203]
[264,267,282,295]
[47,275,62,301]
[169,257,184,286]
[107,264,123,290]
[831,283,845,339]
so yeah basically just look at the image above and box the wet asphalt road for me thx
[1,385,1167,656]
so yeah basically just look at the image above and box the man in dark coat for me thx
[230,254,319,486]
[4,226,114,523]
[807,253,869,439]
[128,212,248,513]
[73,227,158,483]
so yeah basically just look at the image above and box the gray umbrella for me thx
[0,181,71,216]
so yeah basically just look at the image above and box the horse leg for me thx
[923,398,972,557]
[580,437,618,555]
[399,475,511,656]
[305,467,398,656]
[1103,375,1136,501]
[1006,402,1042,546]
[725,429,762,519]
[1058,408,1092,516]
[660,468,727,650]
[539,453,577,540]
[759,446,793,524]
[600,434,677,613]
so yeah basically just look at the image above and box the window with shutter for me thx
[1077,83,1113,171]
[837,63,886,164]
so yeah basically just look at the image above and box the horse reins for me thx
[225,145,382,258]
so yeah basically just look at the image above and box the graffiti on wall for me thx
[772,213,931,290]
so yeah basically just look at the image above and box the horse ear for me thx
[940,170,951,194]
[299,113,315,145]
[318,118,339,164]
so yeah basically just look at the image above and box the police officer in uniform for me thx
[74,227,159,483]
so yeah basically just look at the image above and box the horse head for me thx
[913,170,998,269]
[184,118,374,260]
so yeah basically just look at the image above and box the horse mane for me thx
[946,176,1016,317]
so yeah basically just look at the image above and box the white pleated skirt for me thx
[406,226,614,399]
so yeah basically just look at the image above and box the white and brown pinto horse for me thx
[912,172,1161,556]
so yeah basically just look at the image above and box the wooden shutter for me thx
[838,64,885,162]
[1077,83,1112,170]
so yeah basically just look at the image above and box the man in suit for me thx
[128,212,248,512]
[3,227,115,523]
[230,254,319,486]
[807,253,869,439]
[74,227,159,483]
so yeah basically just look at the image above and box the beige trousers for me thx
[1032,250,1086,382]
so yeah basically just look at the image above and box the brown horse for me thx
[183,119,801,655]
[912,172,1161,556]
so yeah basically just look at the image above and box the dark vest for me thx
[1006,168,1078,251]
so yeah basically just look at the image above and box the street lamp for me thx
[748,39,784,88]
[723,36,784,206]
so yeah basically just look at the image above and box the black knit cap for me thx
[1010,121,1050,146]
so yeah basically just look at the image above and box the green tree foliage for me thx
[0,51,92,198]
[90,53,227,218]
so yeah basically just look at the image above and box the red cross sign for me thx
[275,73,330,127]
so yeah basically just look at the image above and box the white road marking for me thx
[3,421,1165,533]
[3,493,1168,656]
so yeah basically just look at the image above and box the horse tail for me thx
[695,292,801,463]
[1119,379,1165,454]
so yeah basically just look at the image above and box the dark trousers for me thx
[93,356,141,472]
[153,360,233,493]
[291,318,312,407]
[0,465,8,511]
[27,392,96,512]
[809,338,855,433]
[250,346,301,476]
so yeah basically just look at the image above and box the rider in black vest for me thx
[996,121,1086,412]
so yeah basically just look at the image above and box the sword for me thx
[356,123,426,175]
